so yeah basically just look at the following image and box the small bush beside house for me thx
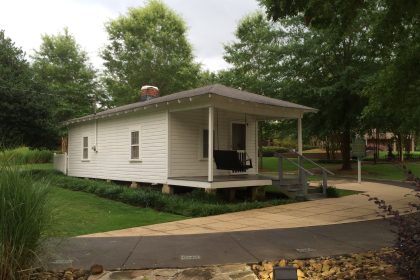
[32,170,295,217]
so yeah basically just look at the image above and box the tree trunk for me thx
[325,138,331,160]
[397,133,403,162]
[374,129,379,164]
[258,122,263,170]
[341,130,352,170]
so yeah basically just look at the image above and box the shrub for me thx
[303,145,318,151]
[0,147,53,165]
[325,186,340,198]
[262,146,289,157]
[30,170,295,217]
[365,191,420,279]
[0,165,51,280]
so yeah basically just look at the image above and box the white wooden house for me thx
[57,84,316,194]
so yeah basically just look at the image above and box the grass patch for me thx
[0,147,53,164]
[260,157,318,172]
[30,169,295,220]
[261,157,420,181]
[47,187,185,237]
[265,185,361,198]
[361,163,420,181]
[318,186,362,198]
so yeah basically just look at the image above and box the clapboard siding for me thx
[169,109,257,177]
[68,111,168,183]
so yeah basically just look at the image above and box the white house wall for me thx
[169,108,257,177]
[68,111,168,183]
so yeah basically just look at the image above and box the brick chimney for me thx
[140,85,159,101]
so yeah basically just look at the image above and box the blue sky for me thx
[0,0,260,71]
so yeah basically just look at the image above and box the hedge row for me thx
[31,170,294,217]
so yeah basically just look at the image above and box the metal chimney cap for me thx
[141,85,159,91]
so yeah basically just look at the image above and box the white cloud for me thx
[0,0,259,72]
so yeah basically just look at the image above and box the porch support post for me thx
[298,117,303,155]
[208,106,214,182]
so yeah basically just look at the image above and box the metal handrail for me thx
[274,153,314,176]
[289,150,335,175]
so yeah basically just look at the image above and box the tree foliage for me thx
[32,28,100,125]
[259,0,420,162]
[0,30,55,148]
[101,0,201,106]
[223,10,380,169]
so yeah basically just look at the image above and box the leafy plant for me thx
[0,147,53,164]
[31,170,294,217]
[261,146,289,157]
[365,190,420,279]
[0,165,51,280]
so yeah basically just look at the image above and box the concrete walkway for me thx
[43,180,418,271]
[47,219,395,271]
[81,180,416,237]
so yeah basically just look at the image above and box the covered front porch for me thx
[165,89,315,192]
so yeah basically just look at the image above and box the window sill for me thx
[81,159,90,162]
[129,159,142,163]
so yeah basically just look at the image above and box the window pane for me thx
[203,129,208,158]
[131,131,139,145]
[83,148,88,159]
[83,137,88,148]
[131,146,139,159]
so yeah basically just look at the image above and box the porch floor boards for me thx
[168,174,273,182]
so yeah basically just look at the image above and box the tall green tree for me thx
[0,30,55,148]
[101,0,201,106]
[259,0,420,161]
[221,13,283,97]
[224,11,379,169]
[32,28,99,124]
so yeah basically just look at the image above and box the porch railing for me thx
[275,152,314,197]
[275,151,334,197]
[232,150,248,174]
[290,150,335,196]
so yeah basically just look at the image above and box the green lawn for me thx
[361,163,420,181]
[264,185,361,198]
[261,157,420,181]
[260,157,324,172]
[365,150,420,160]
[47,186,186,237]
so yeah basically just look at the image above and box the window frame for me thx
[129,127,142,162]
[81,136,89,161]
[198,127,216,160]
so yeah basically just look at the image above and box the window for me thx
[82,136,89,160]
[130,130,140,160]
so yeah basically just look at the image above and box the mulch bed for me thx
[251,248,404,280]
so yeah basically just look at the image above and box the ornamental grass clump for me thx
[0,165,50,280]
[0,147,53,164]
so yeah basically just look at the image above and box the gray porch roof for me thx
[65,84,317,125]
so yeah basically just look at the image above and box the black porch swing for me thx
[212,110,253,173]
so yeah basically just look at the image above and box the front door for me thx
[231,123,246,151]
[231,123,247,174]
